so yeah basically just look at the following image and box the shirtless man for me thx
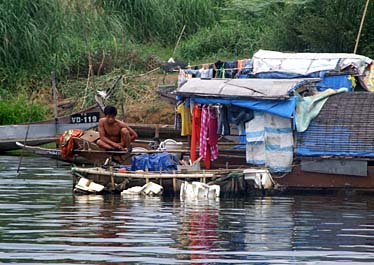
[96,105,137,151]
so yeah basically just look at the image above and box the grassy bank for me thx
[1,0,373,125]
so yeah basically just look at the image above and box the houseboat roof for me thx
[253,49,372,75]
[177,78,318,100]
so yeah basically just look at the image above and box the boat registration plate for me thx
[70,112,100,124]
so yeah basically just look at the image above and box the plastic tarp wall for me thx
[252,49,372,75]
[246,111,293,172]
[192,97,297,119]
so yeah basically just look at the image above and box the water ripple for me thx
[1,156,374,263]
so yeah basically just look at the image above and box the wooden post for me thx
[354,0,370,54]
[51,71,58,148]
[155,124,160,139]
[111,175,115,191]
[109,164,115,191]
[172,170,177,193]
[173,177,177,193]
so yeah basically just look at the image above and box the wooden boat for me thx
[16,141,133,165]
[16,138,191,166]
[0,104,103,152]
[16,134,246,167]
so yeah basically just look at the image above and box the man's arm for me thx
[120,121,138,141]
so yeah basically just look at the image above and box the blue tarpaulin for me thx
[131,152,178,172]
[315,75,353,92]
[192,97,297,119]
[250,71,353,92]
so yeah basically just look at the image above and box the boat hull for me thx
[0,104,102,152]
[275,164,374,191]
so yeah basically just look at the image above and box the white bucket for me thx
[158,139,183,159]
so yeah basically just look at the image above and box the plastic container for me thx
[158,139,183,159]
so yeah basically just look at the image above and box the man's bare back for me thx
[96,106,137,151]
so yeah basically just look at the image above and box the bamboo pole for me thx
[172,24,186,59]
[16,102,33,176]
[354,0,370,54]
[71,167,215,179]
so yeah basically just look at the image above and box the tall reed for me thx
[0,0,127,87]
[100,0,219,45]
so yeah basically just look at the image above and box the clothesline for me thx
[184,58,250,69]
[179,66,251,71]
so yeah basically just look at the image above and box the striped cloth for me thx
[246,111,293,172]
[199,106,219,162]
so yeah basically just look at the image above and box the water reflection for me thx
[172,199,220,263]
[1,155,374,263]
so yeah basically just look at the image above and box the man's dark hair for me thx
[104,105,117,116]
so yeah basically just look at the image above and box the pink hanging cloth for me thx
[199,105,219,169]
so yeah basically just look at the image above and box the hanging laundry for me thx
[176,101,192,136]
[199,64,213,78]
[214,61,224,78]
[174,101,183,131]
[208,106,219,160]
[190,104,201,162]
[199,105,209,163]
[236,59,249,78]
[217,105,253,136]
[185,69,201,78]
[238,59,253,78]
[174,110,182,131]
[217,105,230,135]
[224,60,238,78]
[178,69,192,88]
[199,105,219,168]
[237,59,247,70]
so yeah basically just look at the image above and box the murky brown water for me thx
[1,155,374,264]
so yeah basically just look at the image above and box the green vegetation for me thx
[0,0,373,124]
[0,95,49,124]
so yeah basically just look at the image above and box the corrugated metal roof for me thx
[177,78,318,99]
[297,92,374,157]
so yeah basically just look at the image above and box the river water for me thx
[1,155,374,264]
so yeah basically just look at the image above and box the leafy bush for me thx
[0,96,49,125]
[178,23,258,61]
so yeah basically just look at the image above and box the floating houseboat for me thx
[68,50,374,194]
